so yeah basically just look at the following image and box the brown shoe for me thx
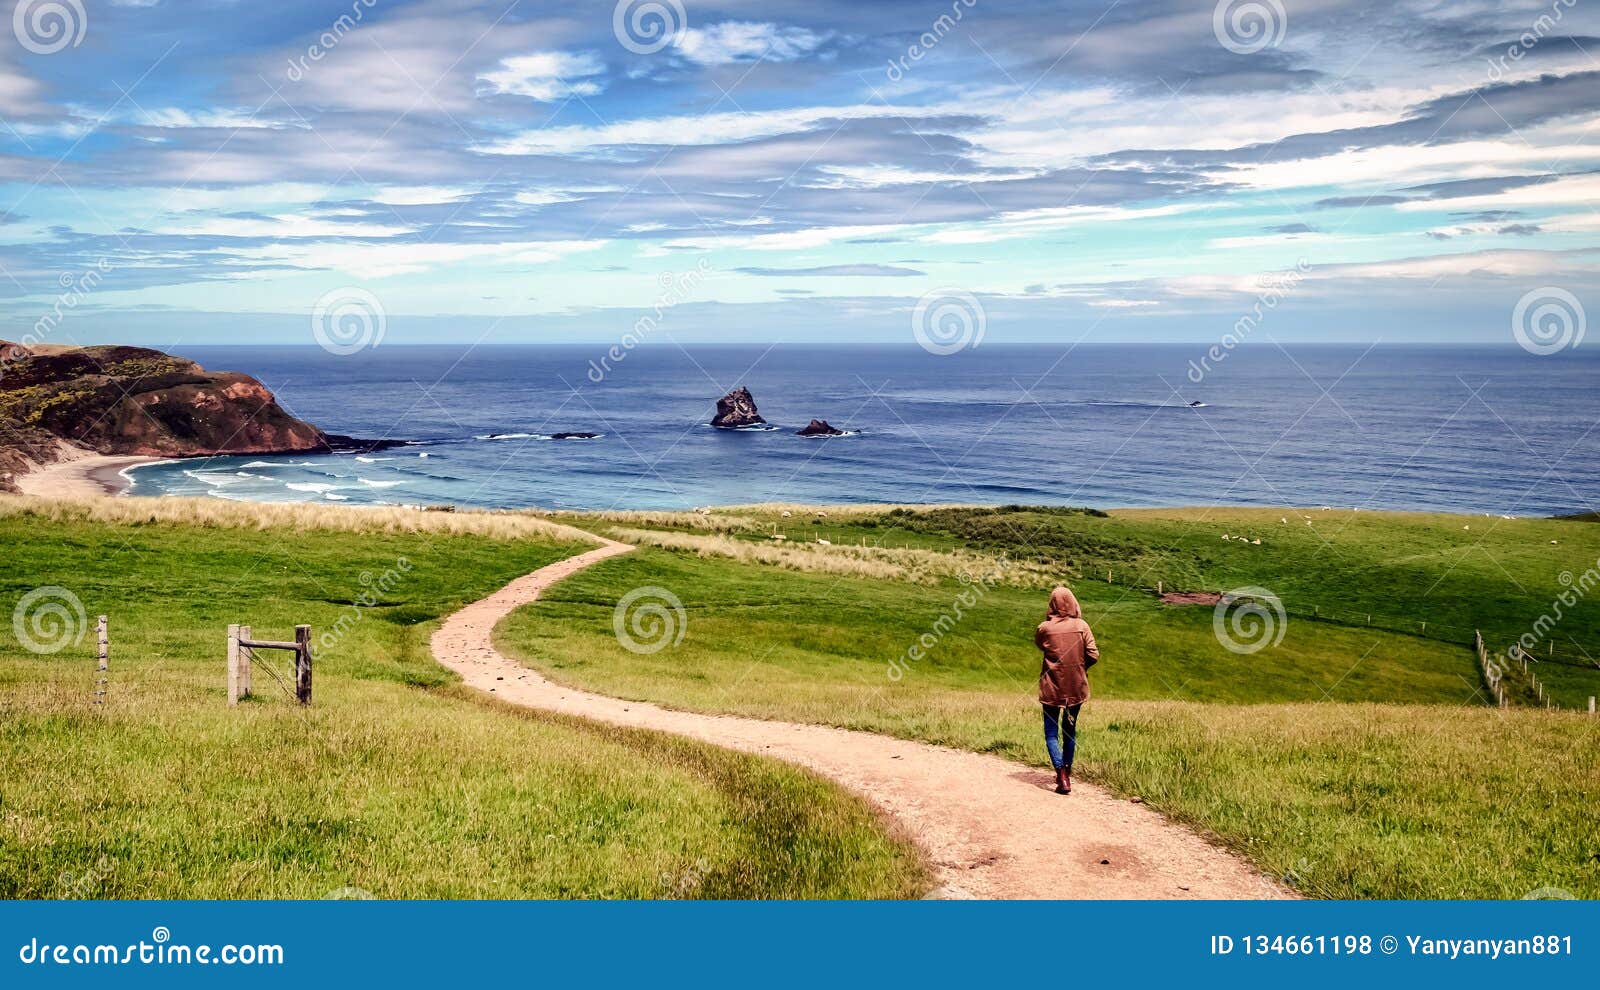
[1054,767,1071,795]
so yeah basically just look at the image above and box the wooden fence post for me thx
[239,624,253,699]
[227,624,240,706]
[94,615,108,705]
[295,624,313,705]
[1589,696,1596,716]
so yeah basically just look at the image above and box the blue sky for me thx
[2,0,1598,345]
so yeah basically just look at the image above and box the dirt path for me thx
[431,538,1288,900]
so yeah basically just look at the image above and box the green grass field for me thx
[8,498,1598,900]
[498,505,1600,899]
[0,501,925,899]
[877,505,1600,707]
[564,504,1600,707]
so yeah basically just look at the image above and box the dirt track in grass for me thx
[431,538,1288,900]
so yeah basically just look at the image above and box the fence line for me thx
[1508,643,1555,710]
[1474,631,1508,708]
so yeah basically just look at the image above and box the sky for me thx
[1,0,1598,346]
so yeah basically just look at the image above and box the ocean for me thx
[123,344,1600,517]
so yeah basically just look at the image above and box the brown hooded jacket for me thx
[1036,585,1099,707]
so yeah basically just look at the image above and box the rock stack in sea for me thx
[796,419,845,437]
[711,386,766,429]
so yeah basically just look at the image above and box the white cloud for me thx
[231,239,609,278]
[659,223,909,252]
[0,58,45,115]
[811,164,1020,189]
[1234,135,1600,194]
[918,203,1202,245]
[1394,173,1600,214]
[675,21,829,65]
[513,189,578,206]
[141,184,337,212]
[369,185,474,205]
[137,108,287,129]
[152,214,413,239]
[478,104,944,156]
[477,51,606,102]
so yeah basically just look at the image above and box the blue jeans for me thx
[1042,704,1081,771]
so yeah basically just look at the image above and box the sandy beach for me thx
[13,448,170,499]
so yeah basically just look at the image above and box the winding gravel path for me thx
[431,537,1288,900]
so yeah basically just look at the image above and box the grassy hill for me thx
[497,504,1600,898]
[0,499,925,899]
[556,503,1600,708]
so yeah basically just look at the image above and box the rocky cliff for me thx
[0,341,383,492]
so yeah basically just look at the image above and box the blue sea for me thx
[123,344,1600,517]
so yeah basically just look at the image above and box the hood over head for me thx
[1046,585,1081,620]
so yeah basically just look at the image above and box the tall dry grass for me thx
[604,525,1055,586]
[554,509,758,533]
[0,494,598,543]
[560,503,972,533]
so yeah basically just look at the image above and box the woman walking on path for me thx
[1036,585,1099,795]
